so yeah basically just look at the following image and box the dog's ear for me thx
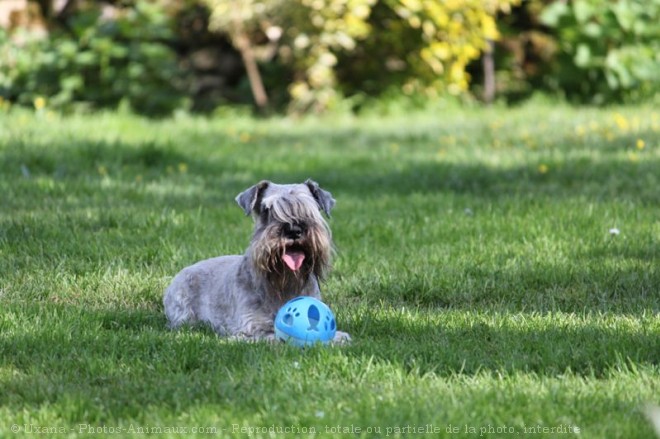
[305,179,335,217]
[236,180,270,216]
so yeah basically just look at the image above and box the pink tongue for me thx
[283,250,305,271]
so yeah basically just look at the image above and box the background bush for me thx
[0,1,184,115]
[540,0,660,104]
[0,0,659,115]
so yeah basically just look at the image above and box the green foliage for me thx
[0,1,184,115]
[541,0,660,103]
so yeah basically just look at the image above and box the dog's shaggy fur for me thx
[163,179,349,342]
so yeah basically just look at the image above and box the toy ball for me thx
[274,296,336,347]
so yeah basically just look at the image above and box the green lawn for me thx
[1,103,659,438]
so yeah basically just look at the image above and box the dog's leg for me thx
[163,272,198,328]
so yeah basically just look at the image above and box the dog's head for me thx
[236,180,335,284]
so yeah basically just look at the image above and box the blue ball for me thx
[274,296,337,347]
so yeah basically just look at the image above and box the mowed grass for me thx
[0,103,659,438]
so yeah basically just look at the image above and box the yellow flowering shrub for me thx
[388,0,519,95]
[204,0,518,112]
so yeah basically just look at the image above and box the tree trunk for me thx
[483,39,496,104]
[232,17,269,111]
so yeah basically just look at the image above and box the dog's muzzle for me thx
[283,222,305,240]
[282,223,307,271]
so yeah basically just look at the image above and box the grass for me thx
[0,103,659,438]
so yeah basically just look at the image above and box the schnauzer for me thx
[163,179,350,342]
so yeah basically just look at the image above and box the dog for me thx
[163,179,350,343]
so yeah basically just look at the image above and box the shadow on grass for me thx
[340,261,660,314]
[0,303,657,426]
[2,129,659,205]
[341,305,660,377]
[0,305,270,420]
[2,304,657,380]
[320,157,660,206]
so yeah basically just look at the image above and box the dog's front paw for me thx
[262,332,278,343]
[332,331,351,345]
[252,332,278,343]
[228,332,278,343]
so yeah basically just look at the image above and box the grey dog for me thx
[163,179,350,342]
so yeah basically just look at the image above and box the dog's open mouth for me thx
[282,246,305,271]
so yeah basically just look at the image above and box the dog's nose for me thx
[284,223,304,240]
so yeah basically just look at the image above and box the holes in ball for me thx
[307,305,320,331]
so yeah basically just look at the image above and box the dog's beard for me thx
[249,223,332,296]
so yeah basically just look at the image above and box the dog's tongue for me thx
[283,250,305,271]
